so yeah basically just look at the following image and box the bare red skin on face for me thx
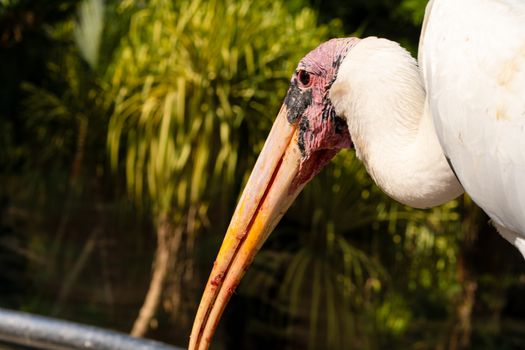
[284,38,360,191]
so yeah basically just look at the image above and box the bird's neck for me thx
[330,37,463,208]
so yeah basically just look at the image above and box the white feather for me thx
[331,37,463,209]
[331,0,525,257]
[421,0,525,253]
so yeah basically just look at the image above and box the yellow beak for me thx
[189,105,308,350]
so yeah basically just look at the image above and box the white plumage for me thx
[331,0,525,256]
[331,37,464,209]
[423,0,525,253]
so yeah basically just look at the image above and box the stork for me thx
[189,0,525,348]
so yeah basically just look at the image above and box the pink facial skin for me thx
[283,38,360,190]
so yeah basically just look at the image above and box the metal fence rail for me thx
[0,308,185,350]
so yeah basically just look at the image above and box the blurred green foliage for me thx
[107,0,329,217]
[1,0,525,349]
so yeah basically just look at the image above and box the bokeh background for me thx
[1,0,525,349]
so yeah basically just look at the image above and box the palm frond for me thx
[74,0,104,69]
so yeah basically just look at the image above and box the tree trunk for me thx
[448,199,481,350]
[449,259,477,350]
[52,227,100,316]
[131,214,183,337]
[55,117,89,244]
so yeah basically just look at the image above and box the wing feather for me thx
[420,0,525,250]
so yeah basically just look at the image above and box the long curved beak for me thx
[189,105,306,350]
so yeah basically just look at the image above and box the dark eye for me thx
[297,70,312,87]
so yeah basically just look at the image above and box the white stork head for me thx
[189,36,462,350]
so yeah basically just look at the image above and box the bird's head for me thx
[189,37,360,350]
[283,37,358,188]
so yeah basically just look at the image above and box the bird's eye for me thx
[297,70,312,87]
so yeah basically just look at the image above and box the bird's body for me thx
[190,1,525,348]
[331,0,525,255]
[420,0,525,252]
